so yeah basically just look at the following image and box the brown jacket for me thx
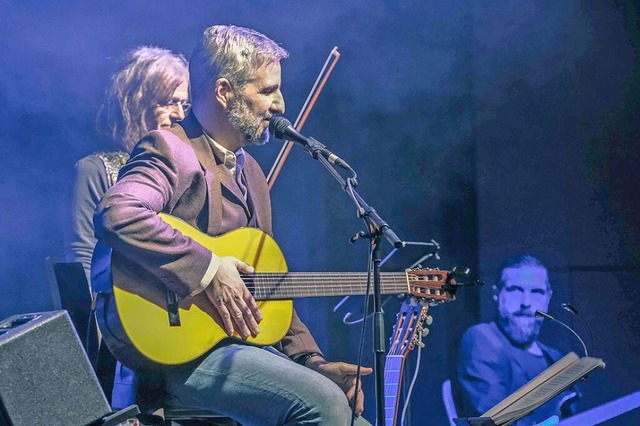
[94,113,321,358]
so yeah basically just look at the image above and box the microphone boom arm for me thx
[535,310,589,357]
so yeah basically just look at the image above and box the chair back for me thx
[442,379,459,426]
[44,258,98,365]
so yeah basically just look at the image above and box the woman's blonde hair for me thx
[97,46,188,152]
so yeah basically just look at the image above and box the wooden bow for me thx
[266,47,341,190]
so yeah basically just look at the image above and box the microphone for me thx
[535,309,589,357]
[269,116,351,169]
[561,302,579,316]
[269,116,308,145]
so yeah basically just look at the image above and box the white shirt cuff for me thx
[189,252,221,297]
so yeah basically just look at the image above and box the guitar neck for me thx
[383,300,432,426]
[384,355,406,426]
[247,272,410,300]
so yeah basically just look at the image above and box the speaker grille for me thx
[0,311,110,426]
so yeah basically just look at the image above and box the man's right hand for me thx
[204,256,262,339]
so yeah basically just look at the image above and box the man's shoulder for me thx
[463,322,496,337]
[165,123,190,141]
[141,128,197,159]
[538,341,564,361]
[151,126,191,147]
[462,322,504,348]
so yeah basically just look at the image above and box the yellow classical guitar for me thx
[95,213,455,370]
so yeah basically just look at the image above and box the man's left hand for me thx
[306,357,373,416]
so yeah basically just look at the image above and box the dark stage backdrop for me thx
[0,1,638,424]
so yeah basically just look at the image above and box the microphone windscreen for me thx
[269,116,291,138]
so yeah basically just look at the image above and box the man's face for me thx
[226,61,285,146]
[496,265,552,345]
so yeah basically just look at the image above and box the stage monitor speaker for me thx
[0,310,111,426]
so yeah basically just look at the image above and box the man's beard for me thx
[497,308,543,346]
[226,95,271,146]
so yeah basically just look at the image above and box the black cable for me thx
[351,237,374,426]
[86,302,99,369]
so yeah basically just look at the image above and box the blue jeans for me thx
[111,361,137,409]
[165,343,372,426]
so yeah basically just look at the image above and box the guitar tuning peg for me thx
[425,315,433,326]
[416,341,426,349]
[420,327,430,337]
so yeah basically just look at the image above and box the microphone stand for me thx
[302,146,403,425]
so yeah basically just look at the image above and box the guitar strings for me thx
[242,272,449,301]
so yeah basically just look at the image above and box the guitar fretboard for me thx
[384,355,404,426]
[245,272,410,300]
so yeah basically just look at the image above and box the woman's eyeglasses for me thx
[159,100,191,115]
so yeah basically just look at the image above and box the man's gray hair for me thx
[189,25,288,101]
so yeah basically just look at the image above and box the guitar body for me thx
[96,214,292,369]
[94,213,454,369]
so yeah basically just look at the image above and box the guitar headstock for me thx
[405,268,457,304]
[388,297,432,356]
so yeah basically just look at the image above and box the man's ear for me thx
[214,78,234,108]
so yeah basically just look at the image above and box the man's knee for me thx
[301,379,353,424]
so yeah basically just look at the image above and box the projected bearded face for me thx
[496,265,552,346]
[226,62,284,146]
